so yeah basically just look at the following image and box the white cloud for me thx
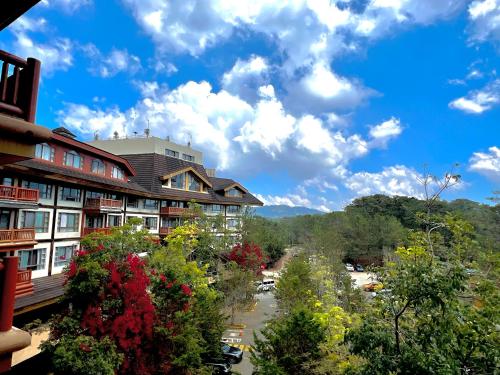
[467,0,500,43]
[449,79,500,114]
[222,55,270,103]
[256,193,311,208]
[369,117,403,147]
[41,0,92,13]
[83,44,142,78]
[344,165,424,198]
[469,146,500,180]
[153,61,178,75]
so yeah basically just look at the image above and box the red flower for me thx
[166,321,174,330]
[79,343,91,352]
[180,284,192,297]
[182,302,190,312]
[96,243,105,251]
[160,274,166,283]
[67,260,77,279]
[166,282,173,289]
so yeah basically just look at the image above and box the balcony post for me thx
[24,58,40,123]
[0,256,17,332]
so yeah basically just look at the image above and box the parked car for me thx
[355,264,364,272]
[257,279,276,292]
[345,263,355,272]
[205,361,232,374]
[221,342,243,364]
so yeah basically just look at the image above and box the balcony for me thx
[0,185,39,202]
[0,50,40,123]
[15,269,33,298]
[0,229,36,251]
[84,197,122,212]
[160,207,187,216]
[159,227,174,236]
[82,227,112,236]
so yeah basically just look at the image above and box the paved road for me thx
[222,291,278,374]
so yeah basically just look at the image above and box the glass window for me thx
[86,215,103,228]
[171,173,185,189]
[35,143,54,162]
[226,188,243,197]
[54,245,76,267]
[22,181,53,199]
[86,191,103,199]
[18,248,46,271]
[182,154,194,162]
[20,211,50,233]
[227,218,239,228]
[91,159,105,174]
[227,205,241,213]
[0,209,11,229]
[165,149,179,158]
[212,205,223,213]
[108,215,122,227]
[188,173,201,191]
[57,213,80,232]
[1,177,14,186]
[144,199,159,209]
[60,187,81,202]
[144,217,158,230]
[63,151,83,168]
[127,197,139,208]
[112,166,124,179]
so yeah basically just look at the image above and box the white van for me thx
[257,279,276,292]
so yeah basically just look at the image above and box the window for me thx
[22,181,53,199]
[108,215,122,227]
[63,150,83,168]
[54,245,76,267]
[0,210,10,229]
[127,197,139,208]
[144,217,158,230]
[20,211,49,233]
[86,191,103,199]
[227,218,239,229]
[165,149,179,158]
[226,188,243,197]
[60,187,81,202]
[144,199,159,209]
[171,173,185,189]
[57,212,80,232]
[35,143,54,162]
[227,205,241,214]
[1,177,13,186]
[112,166,124,179]
[91,159,105,175]
[182,153,194,162]
[18,248,46,271]
[188,173,201,191]
[211,205,223,213]
[86,215,103,229]
[170,201,184,208]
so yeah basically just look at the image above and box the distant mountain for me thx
[255,205,324,218]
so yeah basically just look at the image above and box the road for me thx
[222,290,278,374]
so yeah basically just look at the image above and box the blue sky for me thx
[1,0,499,211]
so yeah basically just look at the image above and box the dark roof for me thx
[122,153,263,206]
[15,273,65,311]
[52,126,76,139]
[15,159,149,194]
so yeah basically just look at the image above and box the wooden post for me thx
[24,58,40,123]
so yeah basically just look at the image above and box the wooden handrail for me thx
[82,227,112,236]
[0,50,40,123]
[85,197,122,209]
[160,207,186,215]
[0,184,39,201]
[0,228,35,242]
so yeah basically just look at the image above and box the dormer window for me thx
[63,150,83,169]
[91,159,105,175]
[112,166,124,179]
[226,188,243,197]
[182,153,194,162]
[171,172,185,189]
[35,143,54,162]
[188,173,201,191]
[163,167,211,193]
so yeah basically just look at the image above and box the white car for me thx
[345,263,355,272]
[257,279,276,292]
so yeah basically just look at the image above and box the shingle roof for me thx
[122,153,263,206]
[15,159,149,194]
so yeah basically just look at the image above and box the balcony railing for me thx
[0,50,41,123]
[84,197,122,210]
[15,269,34,298]
[160,207,187,216]
[0,228,35,243]
[0,184,39,202]
[82,227,112,236]
[159,227,174,235]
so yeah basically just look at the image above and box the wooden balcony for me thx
[160,207,187,216]
[84,197,122,211]
[159,227,174,235]
[0,228,35,244]
[0,50,40,123]
[82,227,112,236]
[15,269,33,298]
[0,185,39,202]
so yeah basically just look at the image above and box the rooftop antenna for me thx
[187,132,192,148]
[94,131,99,140]
[145,118,150,138]
[113,131,119,140]
[166,135,170,141]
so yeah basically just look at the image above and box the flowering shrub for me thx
[229,242,268,273]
